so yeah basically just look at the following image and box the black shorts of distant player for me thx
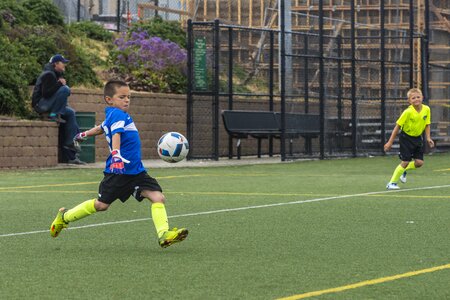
[398,131,424,162]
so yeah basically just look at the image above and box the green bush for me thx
[0,0,31,26]
[129,16,186,48]
[64,45,101,87]
[0,0,64,27]
[68,21,114,42]
[6,24,101,88]
[0,36,40,116]
[12,26,60,69]
[22,0,64,27]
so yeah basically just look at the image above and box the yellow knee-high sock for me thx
[151,203,169,238]
[389,164,406,183]
[63,199,97,222]
[405,161,416,171]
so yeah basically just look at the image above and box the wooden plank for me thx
[238,0,241,24]
[216,0,219,19]
[138,3,190,16]
[261,0,264,27]
[249,0,253,27]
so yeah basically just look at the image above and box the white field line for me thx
[2,184,450,238]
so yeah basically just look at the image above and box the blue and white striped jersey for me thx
[101,107,145,174]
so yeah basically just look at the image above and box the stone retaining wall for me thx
[0,120,58,168]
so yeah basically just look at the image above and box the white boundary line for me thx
[2,184,450,238]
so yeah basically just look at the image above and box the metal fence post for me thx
[116,0,121,32]
[380,0,386,151]
[350,0,357,157]
[304,34,309,114]
[186,19,193,160]
[319,0,325,159]
[228,27,234,159]
[336,34,343,151]
[409,0,415,88]
[422,0,430,103]
[280,0,286,161]
[77,0,81,22]
[213,19,220,160]
[269,30,274,157]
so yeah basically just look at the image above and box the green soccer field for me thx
[1,154,449,299]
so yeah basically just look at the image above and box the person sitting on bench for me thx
[31,54,85,164]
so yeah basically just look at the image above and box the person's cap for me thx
[49,54,70,64]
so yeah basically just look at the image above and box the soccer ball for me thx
[157,132,189,163]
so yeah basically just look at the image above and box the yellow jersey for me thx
[396,104,431,137]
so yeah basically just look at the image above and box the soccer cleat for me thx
[158,228,189,248]
[50,208,69,238]
[386,182,400,190]
[400,171,407,183]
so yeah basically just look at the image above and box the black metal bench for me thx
[222,110,320,158]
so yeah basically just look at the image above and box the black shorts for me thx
[98,171,162,204]
[398,131,424,161]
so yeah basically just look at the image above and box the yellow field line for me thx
[1,189,450,200]
[0,173,346,190]
[277,263,450,300]
[0,172,342,191]
[0,189,332,197]
[0,174,206,190]
[0,190,95,193]
[365,194,450,199]
[0,182,98,190]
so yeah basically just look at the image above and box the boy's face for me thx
[408,92,423,106]
[106,86,131,112]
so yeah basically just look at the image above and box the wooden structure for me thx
[137,1,448,99]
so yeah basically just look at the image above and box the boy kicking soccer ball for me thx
[50,79,188,248]
[384,88,434,190]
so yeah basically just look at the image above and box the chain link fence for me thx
[187,5,444,160]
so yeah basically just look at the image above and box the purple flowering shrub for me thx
[110,31,187,93]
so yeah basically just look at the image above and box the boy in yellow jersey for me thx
[384,88,434,190]
[49,79,188,248]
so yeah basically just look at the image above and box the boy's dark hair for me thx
[104,79,128,100]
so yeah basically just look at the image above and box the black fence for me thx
[186,3,432,161]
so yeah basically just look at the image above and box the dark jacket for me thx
[31,63,64,108]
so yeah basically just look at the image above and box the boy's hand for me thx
[428,139,435,148]
[384,141,392,152]
[74,132,88,142]
[110,149,130,174]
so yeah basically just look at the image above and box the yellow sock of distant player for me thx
[63,199,97,222]
[389,164,406,183]
[151,202,169,238]
[405,161,416,171]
